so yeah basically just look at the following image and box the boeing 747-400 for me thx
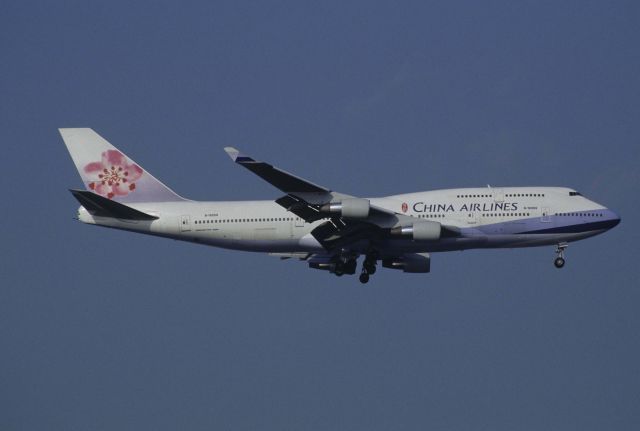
[61,128,620,283]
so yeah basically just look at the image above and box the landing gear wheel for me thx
[364,263,376,275]
[362,263,376,275]
[345,259,358,275]
[363,253,377,275]
[554,243,568,269]
[359,272,370,284]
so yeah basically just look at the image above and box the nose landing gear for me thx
[554,243,567,268]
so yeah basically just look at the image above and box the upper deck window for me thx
[569,191,582,196]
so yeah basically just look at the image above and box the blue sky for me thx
[2,1,639,430]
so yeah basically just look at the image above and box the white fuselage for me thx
[77,186,619,257]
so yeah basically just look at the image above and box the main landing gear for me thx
[334,258,357,277]
[359,272,370,284]
[554,243,567,268]
[359,255,377,284]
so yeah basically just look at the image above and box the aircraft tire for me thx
[365,264,376,275]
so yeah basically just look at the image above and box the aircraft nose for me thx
[606,209,621,229]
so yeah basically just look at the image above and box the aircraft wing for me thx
[223,147,419,252]
[224,146,402,221]
[224,147,456,252]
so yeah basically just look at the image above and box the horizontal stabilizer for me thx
[70,189,158,220]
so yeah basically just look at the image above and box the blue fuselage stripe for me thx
[516,219,620,234]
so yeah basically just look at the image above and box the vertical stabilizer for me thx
[60,128,186,203]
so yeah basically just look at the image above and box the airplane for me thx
[61,128,621,283]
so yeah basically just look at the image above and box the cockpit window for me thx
[569,191,582,196]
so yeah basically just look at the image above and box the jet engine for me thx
[382,253,431,273]
[390,221,441,241]
[308,254,357,275]
[320,198,370,219]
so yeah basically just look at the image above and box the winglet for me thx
[224,147,256,163]
[223,147,242,162]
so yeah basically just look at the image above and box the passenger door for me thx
[180,215,191,232]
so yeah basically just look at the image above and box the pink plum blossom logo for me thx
[401,202,408,213]
[83,150,143,199]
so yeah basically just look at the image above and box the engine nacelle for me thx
[321,198,370,219]
[308,255,337,272]
[308,255,357,275]
[390,221,441,241]
[382,253,431,273]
